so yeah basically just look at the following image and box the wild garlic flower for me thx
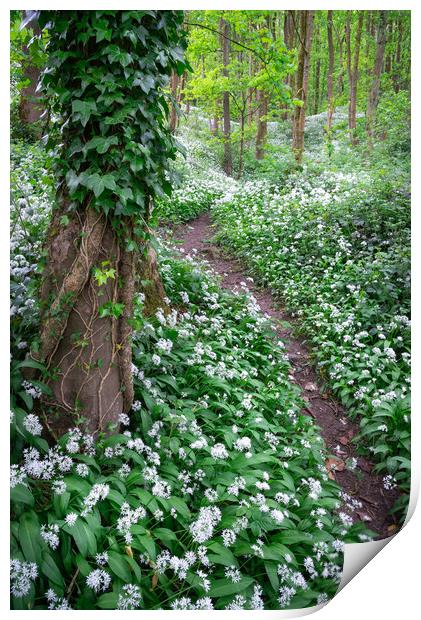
[117,584,142,610]
[86,569,111,593]
[10,559,38,598]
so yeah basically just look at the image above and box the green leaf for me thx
[207,542,238,567]
[265,562,280,591]
[41,551,64,587]
[71,99,97,127]
[64,519,97,557]
[85,136,118,154]
[11,484,34,507]
[136,533,156,560]
[208,576,254,598]
[75,553,92,577]
[108,550,132,581]
[153,527,177,544]
[19,511,41,563]
[84,173,105,198]
[97,592,119,609]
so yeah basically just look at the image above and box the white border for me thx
[1,2,419,618]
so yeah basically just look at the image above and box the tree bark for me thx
[281,11,295,120]
[255,90,268,159]
[291,10,315,164]
[393,16,402,93]
[220,17,232,176]
[36,203,125,438]
[18,11,43,126]
[366,11,388,149]
[327,10,335,131]
[169,71,180,133]
[346,11,364,145]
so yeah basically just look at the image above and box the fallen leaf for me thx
[339,436,349,445]
[152,574,158,590]
[325,457,345,478]
[387,524,397,535]
[125,545,133,558]
[304,382,317,392]
[356,511,372,522]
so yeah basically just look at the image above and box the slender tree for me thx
[169,71,180,133]
[366,11,388,149]
[220,16,232,175]
[326,10,335,132]
[346,11,364,145]
[292,10,315,163]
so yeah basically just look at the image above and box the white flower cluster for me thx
[81,483,110,516]
[117,502,147,544]
[86,569,111,593]
[117,584,142,610]
[189,506,222,543]
[10,559,38,598]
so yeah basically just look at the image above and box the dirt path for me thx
[172,211,399,539]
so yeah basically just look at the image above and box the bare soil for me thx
[171,211,400,539]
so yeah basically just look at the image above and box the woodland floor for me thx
[171,211,400,540]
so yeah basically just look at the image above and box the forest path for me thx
[171,211,399,539]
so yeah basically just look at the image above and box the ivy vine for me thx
[39,10,190,237]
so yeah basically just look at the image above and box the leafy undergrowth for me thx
[10,142,372,610]
[211,171,410,517]
[155,132,236,224]
[156,109,411,520]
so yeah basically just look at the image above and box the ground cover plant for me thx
[11,141,373,609]
[10,8,410,612]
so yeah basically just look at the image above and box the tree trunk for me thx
[247,52,254,126]
[366,11,388,149]
[255,90,268,159]
[327,10,335,131]
[35,196,168,440]
[169,71,180,133]
[220,17,232,176]
[313,58,321,115]
[281,11,295,120]
[238,108,245,178]
[292,10,315,164]
[337,28,345,96]
[311,20,320,115]
[35,203,127,438]
[346,11,364,145]
[393,16,402,93]
[18,11,43,126]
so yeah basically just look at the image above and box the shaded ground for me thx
[170,211,400,539]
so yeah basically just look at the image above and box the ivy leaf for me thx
[71,99,97,127]
[65,169,80,194]
[85,136,119,154]
[102,174,117,191]
[81,172,116,198]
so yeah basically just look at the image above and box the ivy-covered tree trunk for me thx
[31,10,187,439]
[38,204,133,437]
